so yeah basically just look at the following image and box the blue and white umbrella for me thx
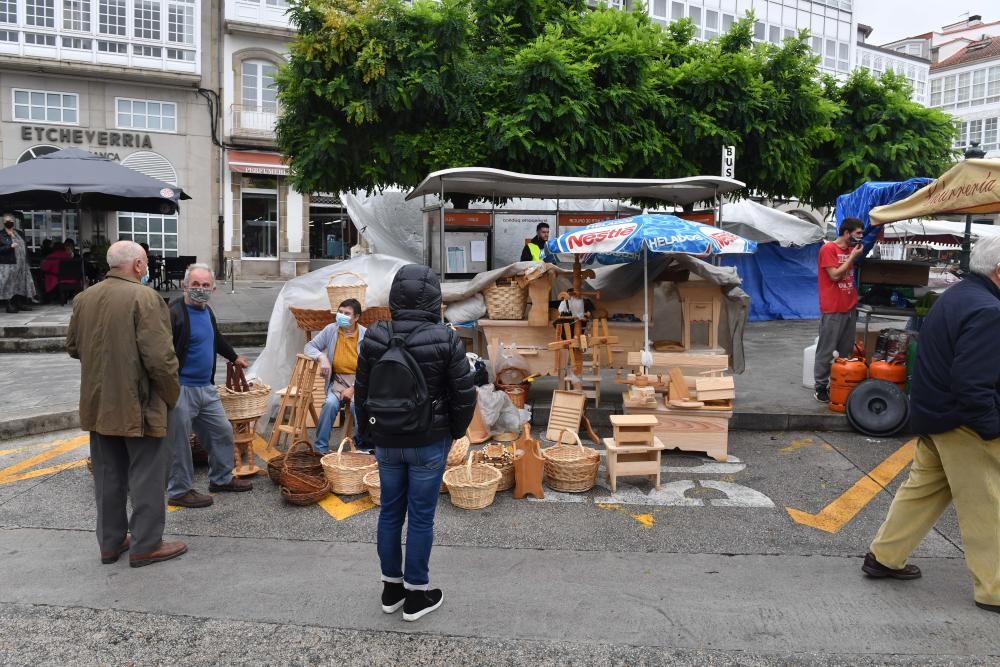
[546,214,758,364]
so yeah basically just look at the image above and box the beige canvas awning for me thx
[869,159,1000,225]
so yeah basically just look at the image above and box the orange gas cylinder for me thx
[870,360,906,393]
[829,357,867,413]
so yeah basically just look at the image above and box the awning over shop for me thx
[228,151,288,176]
[869,159,1000,225]
[405,167,744,205]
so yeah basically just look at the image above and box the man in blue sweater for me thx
[166,263,253,508]
[862,236,1000,614]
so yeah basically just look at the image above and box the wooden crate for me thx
[609,414,657,446]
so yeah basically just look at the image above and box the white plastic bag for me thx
[476,385,523,433]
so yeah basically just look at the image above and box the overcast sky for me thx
[853,4,988,44]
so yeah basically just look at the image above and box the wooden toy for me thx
[668,367,689,402]
[513,425,545,500]
[602,437,666,492]
[609,414,657,446]
[694,376,736,402]
[676,282,723,351]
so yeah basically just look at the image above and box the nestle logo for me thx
[566,224,636,250]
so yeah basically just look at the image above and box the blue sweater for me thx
[909,274,1000,441]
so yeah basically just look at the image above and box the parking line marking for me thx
[0,435,90,485]
[786,438,916,534]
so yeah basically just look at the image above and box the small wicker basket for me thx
[443,453,502,510]
[281,482,331,506]
[276,440,327,492]
[327,271,367,311]
[363,470,381,506]
[483,277,528,320]
[542,429,600,493]
[217,382,271,421]
[322,438,377,495]
[441,437,471,492]
[495,382,528,409]
[473,449,515,492]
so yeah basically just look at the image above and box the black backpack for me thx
[365,321,434,438]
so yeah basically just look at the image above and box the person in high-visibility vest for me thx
[520,223,551,262]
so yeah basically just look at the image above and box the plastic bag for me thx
[494,340,529,383]
[476,385,523,433]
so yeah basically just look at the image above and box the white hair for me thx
[969,236,1000,278]
[182,262,215,286]
[106,240,146,268]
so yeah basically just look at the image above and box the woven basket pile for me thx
[289,306,335,336]
[443,453,502,510]
[363,470,381,506]
[276,440,330,505]
[473,442,515,492]
[268,439,324,485]
[483,277,527,320]
[542,429,600,493]
[326,271,367,311]
[441,436,471,493]
[321,438,377,495]
[359,306,391,328]
[217,382,271,421]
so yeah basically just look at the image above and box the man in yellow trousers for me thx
[863,236,1000,614]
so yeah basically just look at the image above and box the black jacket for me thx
[355,264,476,448]
[168,298,238,383]
[520,235,544,262]
[0,228,26,264]
[910,274,1000,441]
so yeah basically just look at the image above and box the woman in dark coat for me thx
[0,211,37,313]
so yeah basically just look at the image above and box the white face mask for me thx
[140,268,150,285]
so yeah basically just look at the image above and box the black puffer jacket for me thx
[355,264,476,448]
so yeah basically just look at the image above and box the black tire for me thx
[845,379,910,437]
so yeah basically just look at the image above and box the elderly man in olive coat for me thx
[67,240,186,568]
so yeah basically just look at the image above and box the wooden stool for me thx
[676,283,722,351]
[610,414,657,446]
[603,436,666,492]
[266,354,319,453]
[513,426,544,499]
[231,416,263,477]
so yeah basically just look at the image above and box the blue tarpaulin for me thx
[720,242,822,321]
[835,178,933,254]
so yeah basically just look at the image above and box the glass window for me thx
[116,98,177,131]
[26,0,55,27]
[929,78,942,106]
[670,1,684,20]
[984,118,998,150]
[972,69,986,102]
[13,89,79,124]
[825,39,836,69]
[811,35,822,56]
[942,75,956,105]
[754,21,765,40]
[968,119,982,146]
[956,121,967,149]
[722,13,734,32]
[118,213,178,257]
[861,52,871,68]
[99,0,126,35]
[241,188,278,259]
[167,0,194,44]
[768,25,779,43]
[63,0,90,31]
[241,60,278,113]
[133,0,160,40]
[688,6,701,26]
[20,210,79,251]
[0,0,17,22]
[956,72,971,103]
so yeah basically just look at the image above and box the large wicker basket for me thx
[270,439,324,486]
[359,306,391,328]
[327,271,367,311]
[281,482,331,506]
[321,438,377,495]
[289,305,335,337]
[363,470,381,506]
[217,382,271,421]
[542,429,600,493]
[483,277,528,320]
[441,437,471,492]
[443,453,502,510]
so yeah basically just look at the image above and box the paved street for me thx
[1,427,994,665]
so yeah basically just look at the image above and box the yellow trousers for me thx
[870,427,1000,605]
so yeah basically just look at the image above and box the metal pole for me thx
[439,182,445,279]
[642,244,651,371]
[960,141,986,272]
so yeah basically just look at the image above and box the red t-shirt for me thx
[817,241,858,314]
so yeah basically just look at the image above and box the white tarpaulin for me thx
[719,199,824,247]
[880,219,1000,240]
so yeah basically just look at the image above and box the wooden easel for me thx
[266,354,319,454]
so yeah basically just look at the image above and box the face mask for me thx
[336,312,352,329]
[187,287,211,305]
[3,221,12,229]
[140,268,150,285]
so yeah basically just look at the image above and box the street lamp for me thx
[960,141,987,272]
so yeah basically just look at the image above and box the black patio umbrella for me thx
[0,147,190,214]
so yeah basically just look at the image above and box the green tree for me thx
[811,69,957,207]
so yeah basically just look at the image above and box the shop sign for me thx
[444,211,491,227]
[19,125,153,151]
[557,212,617,227]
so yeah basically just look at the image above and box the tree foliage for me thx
[276,0,956,206]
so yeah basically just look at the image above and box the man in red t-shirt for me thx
[813,217,865,402]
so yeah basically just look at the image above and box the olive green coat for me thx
[67,269,180,437]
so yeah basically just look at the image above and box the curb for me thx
[0,409,80,440]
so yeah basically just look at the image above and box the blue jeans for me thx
[166,385,235,498]
[313,388,360,454]
[375,438,449,589]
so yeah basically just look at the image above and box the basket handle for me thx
[327,271,366,287]
[466,451,475,482]
[336,437,354,459]
[556,428,584,452]
[283,439,312,465]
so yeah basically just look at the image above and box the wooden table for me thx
[622,393,731,462]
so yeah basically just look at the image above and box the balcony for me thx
[230,104,278,142]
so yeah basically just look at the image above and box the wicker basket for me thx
[542,429,600,493]
[483,278,528,320]
[359,306,391,328]
[289,306,335,336]
[271,439,325,486]
[496,382,528,409]
[322,438,377,495]
[473,450,514,492]
[363,470,381,506]
[217,382,271,421]
[281,482,331,506]
[441,437,471,492]
[190,434,208,466]
[327,271,367,311]
[443,453,502,510]
[281,466,329,496]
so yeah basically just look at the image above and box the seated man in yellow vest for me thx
[304,298,366,454]
[520,222,551,262]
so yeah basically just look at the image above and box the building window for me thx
[167,0,194,44]
[670,2,683,21]
[0,29,17,40]
[62,36,92,48]
[99,0,126,35]
[241,176,279,259]
[26,0,55,27]
[984,118,998,151]
[167,48,194,61]
[133,44,161,56]
[133,0,160,40]
[941,74,956,106]
[968,119,983,147]
[0,0,16,23]
[241,60,278,113]
[98,39,126,52]
[265,0,287,6]
[13,89,79,124]
[956,121,967,149]
[22,210,80,251]
[116,98,177,131]
[24,31,56,45]
[63,0,90,31]
[118,213,178,257]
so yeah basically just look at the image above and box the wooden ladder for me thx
[266,354,320,453]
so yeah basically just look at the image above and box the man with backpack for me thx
[354,264,476,621]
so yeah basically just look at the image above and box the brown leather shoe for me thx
[862,552,922,580]
[209,477,253,493]
[129,540,187,568]
[168,489,214,508]
[100,536,131,564]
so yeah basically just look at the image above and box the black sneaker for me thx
[814,386,830,403]
[381,582,406,613]
[402,588,443,622]
[861,552,922,580]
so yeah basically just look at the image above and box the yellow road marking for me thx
[632,513,655,528]
[780,437,814,453]
[786,439,916,534]
[0,437,84,457]
[0,435,90,485]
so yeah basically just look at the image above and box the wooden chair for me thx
[266,354,319,453]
